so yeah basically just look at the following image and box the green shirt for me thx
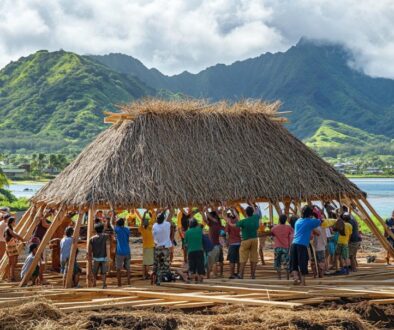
[184,226,203,253]
[236,214,260,240]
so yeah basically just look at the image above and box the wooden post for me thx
[268,203,274,226]
[352,199,394,258]
[86,207,95,287]
[284,200,291,217]
[19,207,65,287]
[14,206,34,232]
[360,196,394,241]
[0,206,43,278]
[64,212,83,288]
[273,202,282,216]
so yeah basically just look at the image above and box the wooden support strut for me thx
[86,207,95,287]
[360,196,394,242]
[64,212,83,288]
[352,198,394,258]
[0,206,43,278]
[19,207,66,287]
[268,203,274,226]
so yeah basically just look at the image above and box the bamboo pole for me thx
[64,212,83,288]
[360,196,394,241]
[0,206,43,278]
[268,203,273,226]
[352,199,394,258]
[14,206,34,232]
[19,207,65,287]
[86,207,95,287]
[273,202,282,216]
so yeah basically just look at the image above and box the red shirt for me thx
[271,224,293,249]
[207,219,223,245]
[225,220,241,245]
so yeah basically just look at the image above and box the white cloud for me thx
[0,0,393,77]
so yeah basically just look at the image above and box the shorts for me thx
[207,247,217,270]
[239,238,258,263]
[227,244,240,264]
[60,258,69,273]
[274,247,289,271]
[116,255,131,271]
[143,247,154,266]
[188,250,205,275]
[289,243,309,275]
[93,260,108,275]
[327,238,337,256]
[336,244,349,260]
[349,241,361,258]
[316,250,325,263]
[216,245,224,263]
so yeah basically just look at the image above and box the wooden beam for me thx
[0,206,43,278]
[64,212,83,288]
[86,207,95,287]
[268,203,274,226]
[19,207,65,286]
[360,196,394,241]
[352,199,394,258]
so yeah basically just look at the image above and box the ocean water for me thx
[7,178,394,217]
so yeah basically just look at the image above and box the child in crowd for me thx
[60,226,74,286]
[88,223,110,288]
[271,214,293,279]
[312,225,327,278]
[139,210,155,279]
[20,243,39,285]
[202,228,214,278]
[336,213,353,275]
[185,218,205,283]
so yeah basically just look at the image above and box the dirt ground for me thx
[1,299,394,330]
[1,233,393,330]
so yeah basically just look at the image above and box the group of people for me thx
[1,203,394,288]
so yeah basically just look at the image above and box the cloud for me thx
[0,0,393,77]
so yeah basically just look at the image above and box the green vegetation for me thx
[0,50,153,153]
[305,120,394,172]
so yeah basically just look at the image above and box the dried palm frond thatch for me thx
[32,99,362,209]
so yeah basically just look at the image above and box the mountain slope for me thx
[0,50,154,153]
[305,120,394,160]
[92,40,394,140]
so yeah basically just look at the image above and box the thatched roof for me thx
[32,99,363,209]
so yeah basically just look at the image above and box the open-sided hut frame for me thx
[1,99,393,287]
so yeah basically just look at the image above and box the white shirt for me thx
[0,221,7,243]
[152,221,172,248]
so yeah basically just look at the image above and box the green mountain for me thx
[305,120,394,162]
[92,39,394,140]
[0,50,154,153]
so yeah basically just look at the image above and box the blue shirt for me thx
[60,237,73,262]
[292,218,321,247]
[115,226,130,256]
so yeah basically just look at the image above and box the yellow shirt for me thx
[338,222,353,245]
[139,222,154,248]
[138,210,156,248]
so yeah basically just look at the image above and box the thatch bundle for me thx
[32,99,362,209]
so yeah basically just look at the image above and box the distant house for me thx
[365,167,384,175]
[3,168,27,179]
[334,163,345,174]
